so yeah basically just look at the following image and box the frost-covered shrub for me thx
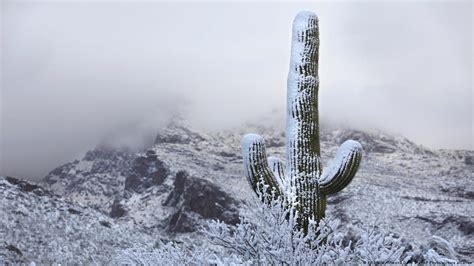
[352,224,405,263]
[202,194,406,264]
[113,194,456,265]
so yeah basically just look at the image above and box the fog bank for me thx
[1,1,472,179]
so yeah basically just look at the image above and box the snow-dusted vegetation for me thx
[113,194,457,264]
[0,176,154,264]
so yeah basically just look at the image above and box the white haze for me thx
[1,1,472,179]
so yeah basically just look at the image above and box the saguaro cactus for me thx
[241,11,362,232]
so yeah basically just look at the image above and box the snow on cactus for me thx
[241,11,362,231]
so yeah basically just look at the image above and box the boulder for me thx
[109,198,127,218]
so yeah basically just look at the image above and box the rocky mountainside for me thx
[2,120,473,263]
[42,121,243,233]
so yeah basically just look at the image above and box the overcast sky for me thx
[1,1,472,179]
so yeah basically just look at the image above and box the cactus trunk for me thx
[286,12,323,230]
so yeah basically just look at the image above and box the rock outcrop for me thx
[124,150,169,193]
[164,171,239,232]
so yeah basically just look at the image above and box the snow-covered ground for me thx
[0,176,155,264]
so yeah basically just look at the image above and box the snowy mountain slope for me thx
[35,119,474,262]
[44,146,136,209]
[43,121,243,233]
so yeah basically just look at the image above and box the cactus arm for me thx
[241,134,281,195]
[319,140,362,195]
[267,156,287,194]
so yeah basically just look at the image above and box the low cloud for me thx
[1,1,472,179]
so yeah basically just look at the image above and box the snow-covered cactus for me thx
[241,11,362,231]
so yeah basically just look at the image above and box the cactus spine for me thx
[241,11,362,232]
